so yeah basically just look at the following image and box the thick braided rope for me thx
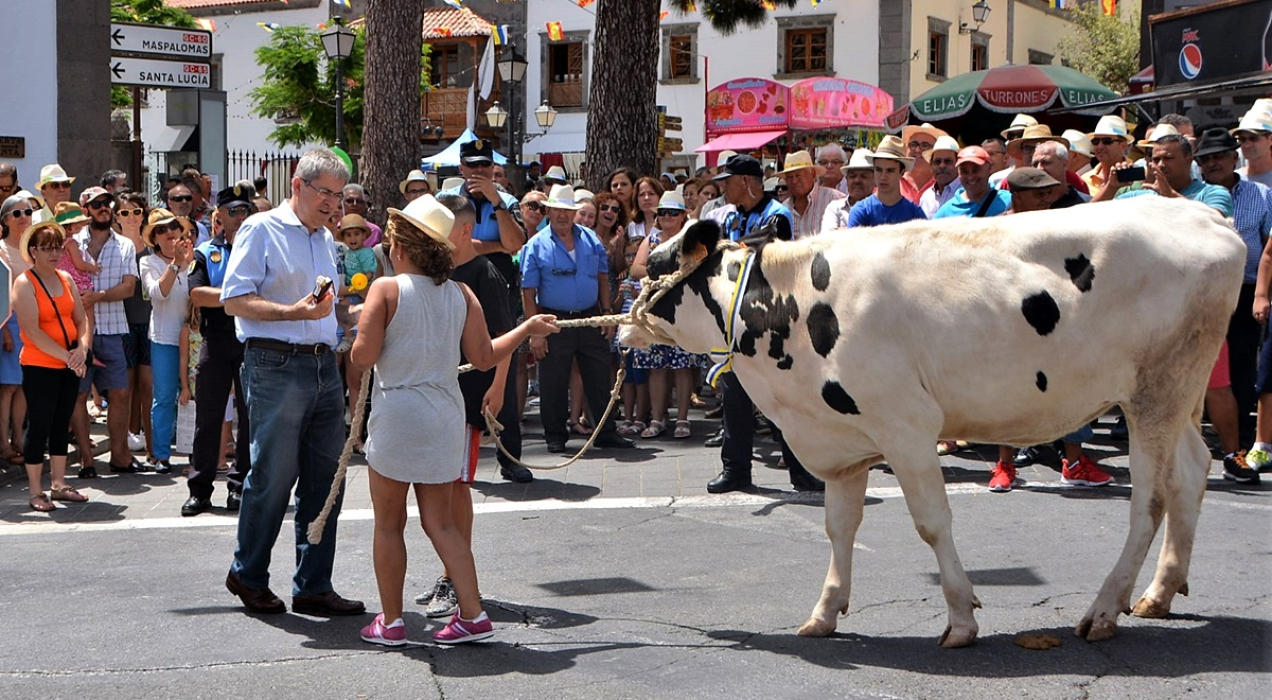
[307,365,373,545]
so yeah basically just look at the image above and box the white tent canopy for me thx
[420,129,508,167]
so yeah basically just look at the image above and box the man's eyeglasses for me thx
[302,179,342,201]
[656,209,685,217]
[1091,138,1122,146]
[168,195,193,203]
[405,188,429,197]
[908,141,935,151]
[116,208,145,218]
[6,208,33,219]
[44,181,71,190]
[1236,133,1266,143]
[86,199,113,210]
[0,184,16,195]
[466,160,494,169]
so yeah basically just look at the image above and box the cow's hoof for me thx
[1131,596,1171,618]
[938,625,977,648]
[797,618,837,637]
[1075,615,1118,641]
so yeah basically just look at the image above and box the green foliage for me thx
[250,24,430,150]
[1055,0,1141,94]
[110,0,199,109]
[668,0,798,35]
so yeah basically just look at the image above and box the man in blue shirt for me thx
[220,149,365,618]
[933,146,1012,219]
[521,184,634,454]
[846,135,927,227]
[706,155,794,242]
[440,139,525,306]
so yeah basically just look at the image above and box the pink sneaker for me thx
[433,611,494,644]
[360,613,407,647]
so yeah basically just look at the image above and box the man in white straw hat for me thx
[778,149,844,238]
[846,136,926,228]
[34,164,75,223]
[399,169,432,203]
[821,148,876,230]
[919,135,962,217]
[899,122,948,204]
[520,184,634,455]
[1081,114,1134,197]
[1233,100,1272,188]
[1000,113,1038,142]
[1062,129,1095,175]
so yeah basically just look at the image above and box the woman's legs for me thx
[648,368,670,426]
[0,384,15,456]
[674,369,696,423]
[415,481,483,620]
[367,466,411,623]
[9,387,26,455]
[149,343,180,461]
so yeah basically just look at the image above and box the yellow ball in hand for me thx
[350,273,368,292]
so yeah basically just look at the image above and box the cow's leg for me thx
[1132,424,1209,618]
[798,465,869,637]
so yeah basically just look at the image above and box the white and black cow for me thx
[619,196,1245,646]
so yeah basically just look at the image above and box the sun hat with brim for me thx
[338,213,370,234]
[841,148,874,172]
[656,190,687,211]
[14,190,44,209]
[142,208,194,248]
[1087,115,1133,143]
[441,177,466,192]
[777,150,826,178]
[78,187,112,207]
[866,135,915,169]
[574,189,595,202]
[1006,167,1061,191]
[1000,113,1039,140]
[36,164,74,190]
[901,123,948,147]
[543,166,569,184]
[52,202,90,228]
[19,220,66,265]
[398,169,430,195]
[386,194,456,250]
[1231,107,1272,137]
[1194,128,1240,158]
[924,135,962,161]
[1062,129,1095,158]
[1137,123,1180,149]
[1008,124,1069,155]
[542,184,584,211]
[717,150,739,166]
[763,177,780,192]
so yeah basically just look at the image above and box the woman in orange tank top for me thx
[11,220,91,512]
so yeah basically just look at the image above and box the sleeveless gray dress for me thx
[365,274,467,484]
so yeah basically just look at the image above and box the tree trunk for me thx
[360,0,424,225]
[585,0,661,191]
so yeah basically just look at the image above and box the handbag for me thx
[29,270,92,367]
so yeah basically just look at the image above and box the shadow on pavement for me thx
[473,480,601,502]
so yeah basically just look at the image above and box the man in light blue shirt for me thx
[220,148,365,619]
[933,146,1012,219]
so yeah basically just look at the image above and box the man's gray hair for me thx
[0,162,18,179]
[1034,140,1069,163]
[342,183,366,197]
[816,143,846,161]
[294,149,351,185]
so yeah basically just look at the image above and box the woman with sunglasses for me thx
[139,210,194,474]
[627,191,703,440]
[0,194,37,466]
[113,191,155,463]
[626,177,665,242]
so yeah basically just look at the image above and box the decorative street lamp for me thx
[485,101,508,130]
[534,100,557,130]
[959,0,992,34]
[494,49,531,164]
[320,19,356,151]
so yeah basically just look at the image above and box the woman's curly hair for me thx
[386,213,452,285]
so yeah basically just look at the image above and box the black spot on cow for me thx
[649,259,727,336]
[1064,254,1095,293]
[821,381,861,415]
[807,302,839,357]
[776,355,794,370]
[1036,371,1048,392]
[736,252,801,367]
[810,252,831,291]
[1021,291,1060,336]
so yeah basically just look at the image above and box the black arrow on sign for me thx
[111,62,125,80]
[111,28,124,46]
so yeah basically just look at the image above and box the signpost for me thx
[110,22,212,60]
[110,56,212,90]
[657,113,684,156]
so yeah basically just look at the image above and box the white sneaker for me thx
[128,433,146,452]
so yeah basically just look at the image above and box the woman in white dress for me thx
[350,195,558,646]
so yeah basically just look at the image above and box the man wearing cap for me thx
[821,149,876,230]
[707,155,793,239]
[541,166,569,194]
[441,139,526,310]
[900,123,947,204]
[34,164,75,224]
[1081,115,1135,198]
[1005,167,1063,213]
[933,146,1011,219]
[341,184,382,247]
[1234,101,1272,188]
[399,170,432,203]
[67,186,140,477]
[181,184,257,516]
[993,124,1089,195]
[779,150,845,238]
[520,184,633,454]
[815,143,850,195]
[846,136,926,228]
[220,148,365,617]
[1031,141,1087,208]
[919,136,962,217]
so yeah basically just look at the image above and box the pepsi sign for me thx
[1178,43,1203,80]
[1151,0,1271,88]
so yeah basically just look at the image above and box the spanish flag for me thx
[1101,0,1117,15]
[546,21,564,42]
[577,0,596,8]
[660,10,670,20]
[435,26,454,38]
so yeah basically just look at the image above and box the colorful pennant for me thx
[546,21,564,41]
[491,25,510,45]
[1101,0,1117,15]
[258,22,280,32]
[577,0,596,8]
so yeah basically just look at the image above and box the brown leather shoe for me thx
[225,571,286,614]
[292,590,366,617]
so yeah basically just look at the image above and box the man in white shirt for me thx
[1233,103,1272,189]
[778,150,845,238]
[919,136,962,217]
[815,143,850,195]
[821,148,875,230]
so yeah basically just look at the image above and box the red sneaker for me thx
[988,461,1017,492]
[1061,455,1113,486]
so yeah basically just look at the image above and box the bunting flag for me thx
[195,18,216,31]
[660,10,670,20]
[1101,0,1117,15]
[577,0,596,8]
[1048,0,1064,7]
[685,1,697,10]
[546,21,564,41]
[761,1,776,10]
[491,25,510,46]
[810,0,821,6]
[443,0,464,9]
[331,0,351,8]
[433,26,454,37]
[258,22,280,32]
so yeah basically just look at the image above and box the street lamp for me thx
[534,101,557,130]
[959,0,991,34]
[485,102,508,129]
[321,19,356,151]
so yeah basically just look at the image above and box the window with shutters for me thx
[546,40,585,108]
[927,17,950,80]
[785,28,828,74]
[774,15,834,79]
[970,32,990,72]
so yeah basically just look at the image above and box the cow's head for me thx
[618,220,743,354]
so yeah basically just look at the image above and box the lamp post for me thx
[495,49,529,164]
[958,0,992,34]
[320,19,356,151]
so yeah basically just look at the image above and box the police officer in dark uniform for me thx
[181,184,254,515]
[705,156,824,494]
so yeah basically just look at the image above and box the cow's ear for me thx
[739,217,784,247]
[680,219,721,263]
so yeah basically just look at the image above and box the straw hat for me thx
[52,202,90,228]
[1137,123,1180,149]
[656,190,687,211]
[901,122,948,146]
[142,207,195,248]
[386,194,456,250]
[777,150,825,177]
[36,164,75,190]
[398,169,430,194]
[1007,124,1069,155]
[1231,105,1272,137]
[574,188,595,202]
[19,220,66,265]
[542,184,584,211]
[1000,113,1038,140]
[717,149,739,165]
[841,148,874,172]
[543,165,569,184]
[1087,115,1133,143]
[924,135,962,161]
[1062,129,1095,158]
[441,176,466,192]
[338,213,370,234]
[866,135,915,169]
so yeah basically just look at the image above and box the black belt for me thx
[539,306,599,320]
[245,338,330,355]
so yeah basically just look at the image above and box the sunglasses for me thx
[1091,138,1122,146]
[774,185,789,192]
[6,208,33,219]
[466,160,494,168]
[656,209,685,217]
[599,204,622,213]
[1236,133,1266,143]
[227,205,252,217]
[44,181,71,190]
[168,194,193,203]
[522,201,544,213]
[87,199,113,210]
[150,223,181,235]
[116,208,145,218]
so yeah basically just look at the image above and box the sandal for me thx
[29,493,56,512]
[77,464,98,479]
[936,440,959,456]
[570,419,592,436]
[674,420,691,439]
[49,485,88,503]
[640,420,666,438]
[616,420,636,436]
[628,421,646,436]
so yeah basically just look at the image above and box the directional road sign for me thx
[110,56,212,89]
[110,22,212,60]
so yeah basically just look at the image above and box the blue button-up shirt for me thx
[1227,177,1272,283]
[439,185,520,243]
[221,201,339,345]
[520,223,607,312]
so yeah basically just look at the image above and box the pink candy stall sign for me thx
[706,78,790,134]
[788,77,894,130]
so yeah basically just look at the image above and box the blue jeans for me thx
[230,347,347,596]
[150,342,180,460]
